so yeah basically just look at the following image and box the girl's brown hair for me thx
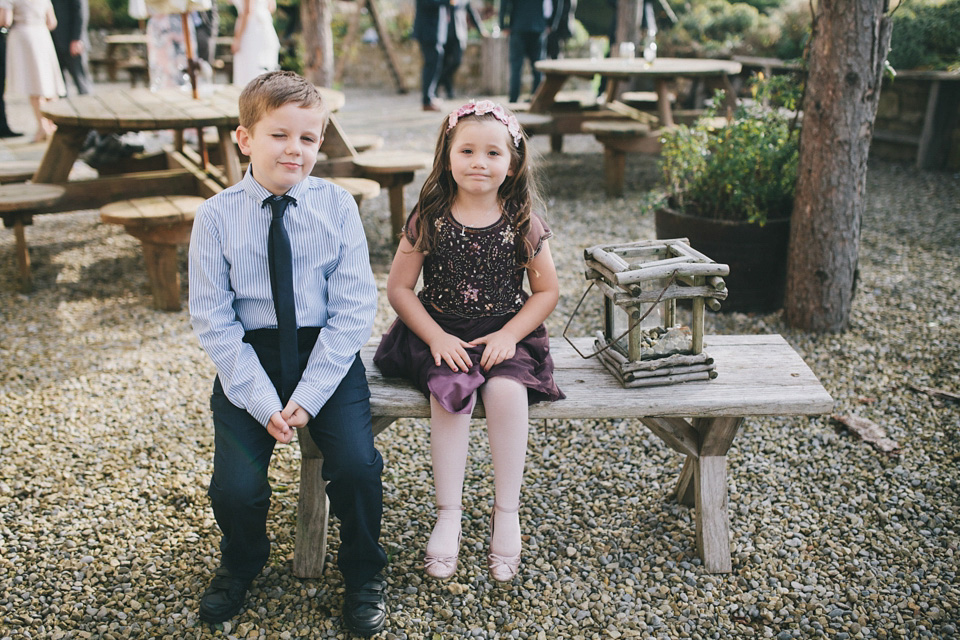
[410,109,543,269]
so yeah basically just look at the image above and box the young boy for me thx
[188,71,388,636]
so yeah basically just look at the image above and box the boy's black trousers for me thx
[208,327,387,590]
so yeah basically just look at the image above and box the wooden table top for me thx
[41,85,347,131]
[535,57,743,79]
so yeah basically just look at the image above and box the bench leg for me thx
[292,416,397,579]
[13,216,32,293]
[602,148,627,197]
[550,134,563,153]
[140,241,182,312]
[294,456,329,579]
[294,427,329,578]
[693,455,732,573]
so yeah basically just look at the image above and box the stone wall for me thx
[338,38,511,97]
[872,71,960,171]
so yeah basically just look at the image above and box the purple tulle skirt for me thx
[373,309,565,415]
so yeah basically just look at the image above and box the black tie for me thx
[266,195,298,403]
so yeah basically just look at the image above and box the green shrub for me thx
[887,0,960,71]
[659,84,801,225]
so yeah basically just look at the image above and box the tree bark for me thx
[301,0,334,86]
[784,0,893,331]
[616,0,641,49]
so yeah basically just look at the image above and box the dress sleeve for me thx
[525,212,554,259]
[403,208,421,245]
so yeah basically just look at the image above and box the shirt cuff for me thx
[248,392,284,428]
[289,388,326,422]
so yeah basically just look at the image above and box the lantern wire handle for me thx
[562,270,680,360]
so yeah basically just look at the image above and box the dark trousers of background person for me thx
[417,39,444,107]
[438,34,463,99]
[208,327,387,590]
[508,30,544,103]
[195,8,219,65]
[546,30,563,59]
[55,46,91,95]
[0,29,15,135]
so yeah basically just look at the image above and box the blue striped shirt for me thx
[189,167,377,427]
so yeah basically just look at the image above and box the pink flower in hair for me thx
[447,100,522,147]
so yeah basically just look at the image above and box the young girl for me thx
[374,100,564,582]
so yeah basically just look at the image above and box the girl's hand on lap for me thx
[473,331,517,371]
[430,333,474,372]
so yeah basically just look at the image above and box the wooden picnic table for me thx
[531,57,743,128]
[292,334,834,578]
[34,85,348,211]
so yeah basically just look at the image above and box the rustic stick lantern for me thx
[579,238,730,387]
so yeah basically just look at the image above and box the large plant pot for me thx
[655,207,791,313]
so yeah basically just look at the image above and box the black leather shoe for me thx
[343,573,387,636]
[199,566,251,623]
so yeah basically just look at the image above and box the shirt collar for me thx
[239,165,310,208]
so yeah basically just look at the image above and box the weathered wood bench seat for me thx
[351,150,433,244]
[0,160,41,185]
[99,195,203,311]
[292,334,833,578]
[582,120,657,197]
[1,183,66,292]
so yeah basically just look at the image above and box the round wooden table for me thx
[37,85,350,200]
[532,57,743,127]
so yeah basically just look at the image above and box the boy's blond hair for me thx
[238,71,329,132]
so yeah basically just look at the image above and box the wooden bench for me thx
[99,195,203,311]
[345,134,384,154]
[0,183,66,292]
[351,150,433,244]
[326,177,381,206]
[0,160,41,185]
[291,334,833,578]
[582,120,657,197]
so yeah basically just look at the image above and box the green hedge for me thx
[887,0,960,71]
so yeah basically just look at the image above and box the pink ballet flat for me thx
[424,505,462,580]
[487,503,521,582]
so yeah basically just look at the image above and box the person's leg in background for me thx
[508,30,527,103]
[0,28,19,137]
[524,30,545,96]
[418,38,444,110]
[438,34,463,100]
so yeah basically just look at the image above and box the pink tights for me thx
[426,376,529,561]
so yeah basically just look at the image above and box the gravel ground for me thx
[1,86,959,639]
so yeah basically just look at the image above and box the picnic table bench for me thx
[292,334,833,578]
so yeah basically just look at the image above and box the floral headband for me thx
[447,100,523,148]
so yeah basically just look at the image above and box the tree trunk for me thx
[301,0,334,86]
[616,0,641,49]
[784,0,893,331]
